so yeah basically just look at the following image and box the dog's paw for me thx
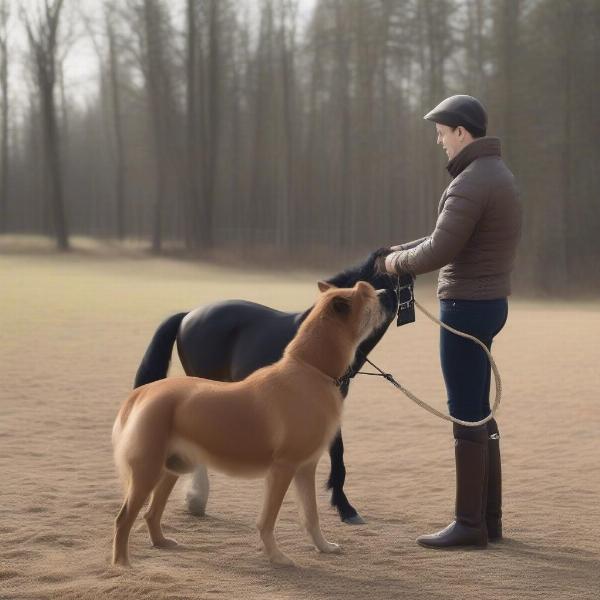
[152,537,179,549]
[318,541,341,554]
[269,551,297,567]
[112,557,131,568]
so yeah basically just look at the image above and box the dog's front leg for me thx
[295,461,341,554]
[257,462,296,566]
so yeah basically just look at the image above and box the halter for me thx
[334,274,410,389]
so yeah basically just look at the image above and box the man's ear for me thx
[318,281,336,292]
[331,295,351,317]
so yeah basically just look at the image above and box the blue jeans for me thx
[439,298,509,422]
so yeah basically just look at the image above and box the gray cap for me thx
[424,95,487,137]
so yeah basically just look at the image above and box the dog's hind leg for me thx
[112,466,162,567]
[257,462,296,566]
[144,471,179,548]
[295,461,341,554]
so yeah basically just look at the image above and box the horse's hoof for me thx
[343,513,367,525]
[185,495,207,517]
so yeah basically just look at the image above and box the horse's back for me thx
[177,299,301,381]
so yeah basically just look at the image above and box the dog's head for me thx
[316,280,389,345]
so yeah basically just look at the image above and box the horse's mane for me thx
[325,248,389,288]
[296,247,393,331]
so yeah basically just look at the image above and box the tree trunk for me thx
[202,0,221,250]
[41,78,69,250]
[24,0,69,250]
[277,1,298,251]
[185,0,201,248]
[334,0,352,250]
[106,10,127,240]
[0,1,8,233]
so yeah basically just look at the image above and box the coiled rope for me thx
[357,300,502,427]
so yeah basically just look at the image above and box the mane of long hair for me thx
[325,248,394,291]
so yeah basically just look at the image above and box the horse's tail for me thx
[133,312,188,388]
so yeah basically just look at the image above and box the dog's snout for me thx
[376,289,386,297]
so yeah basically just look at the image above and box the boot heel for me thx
[487,519,502,541]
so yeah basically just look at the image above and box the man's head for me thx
[434,123,474,160]
[424,95,487,160]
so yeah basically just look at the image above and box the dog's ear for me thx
[318,281,336,292]
[355,281,375,295]
[330,295,351,317]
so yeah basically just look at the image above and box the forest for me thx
[1,0,599,293]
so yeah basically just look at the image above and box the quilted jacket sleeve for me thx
[390,236,429,252]
[389,192,485,276]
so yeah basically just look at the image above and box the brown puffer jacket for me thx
[390,137,522,300]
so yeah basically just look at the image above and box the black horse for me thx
[133,248,399,524]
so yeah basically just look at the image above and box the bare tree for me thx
[105,2,127,240]
[493,0,521,166]
[333,0,352,248]
[22,0,69,250]
[128,0,179,253]
[185,0,202,248]
[202,0,221,250]
[0,0,9,232]
[461,0,487,96]
[275,0,299,251]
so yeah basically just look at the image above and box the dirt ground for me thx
[1,240,599,600]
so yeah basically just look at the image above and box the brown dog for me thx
[111,280,388,567]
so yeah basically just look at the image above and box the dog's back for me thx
[113,360,342,484]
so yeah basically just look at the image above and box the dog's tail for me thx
[112,416,131,492]
[112,387,146,492]
[133,312,188,388]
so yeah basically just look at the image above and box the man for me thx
[384,95,522,548]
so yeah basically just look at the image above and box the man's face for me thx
[435,123,468,160]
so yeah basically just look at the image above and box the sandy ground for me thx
[1,241,599,600]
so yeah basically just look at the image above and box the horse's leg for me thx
[327,429,366,525]
[185,464,210,516]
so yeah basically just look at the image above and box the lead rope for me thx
[350,299,501,427]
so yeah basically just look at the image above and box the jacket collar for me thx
[446,136,501,178]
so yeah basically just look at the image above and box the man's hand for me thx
[374,247,393,274]
[384,251,401,274]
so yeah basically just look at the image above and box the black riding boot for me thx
[486,418,502,541]
[417,423,488,549]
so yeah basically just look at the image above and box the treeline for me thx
[1,0,599,293]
